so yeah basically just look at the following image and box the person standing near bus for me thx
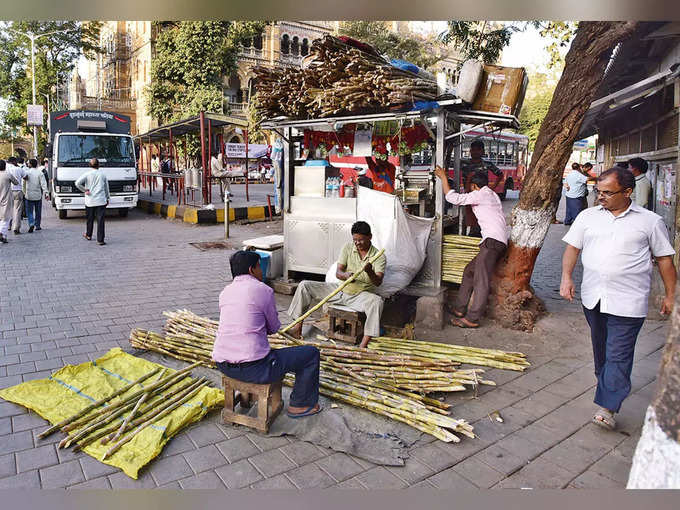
[461,140,503,237]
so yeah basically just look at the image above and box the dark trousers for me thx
[216,346,320,408]
[85,205,106,243]
[583,302,645,413]
[25,199,42,228]
[455,237,507,322]
[564,196,586,225]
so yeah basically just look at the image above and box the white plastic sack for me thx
[353,186,434,298]
[457,60,484,104]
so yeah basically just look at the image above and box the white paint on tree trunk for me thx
[627,406,680,488]
[510,207,556,248]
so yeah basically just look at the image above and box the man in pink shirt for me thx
[213,251,321,418]
[435,166,508,328]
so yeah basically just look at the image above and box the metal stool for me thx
[221,376,283,433]
[327,305,366,345]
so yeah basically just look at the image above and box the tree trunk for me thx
[627,283,680,488]
[490,21,639,331]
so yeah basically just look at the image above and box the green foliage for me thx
[519,67,562,151]
[0,21,102,153]
[537,21,578,68]
[145,21,266,127]
[440,22,517,64]
[339,21,446,69]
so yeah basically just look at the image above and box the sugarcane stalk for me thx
[38,367,162,438]
[102,379,210,460]
[280,249,385,333]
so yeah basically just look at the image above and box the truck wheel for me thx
[58,209,67,219]
[118,208,129,217]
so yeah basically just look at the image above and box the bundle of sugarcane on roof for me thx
[37,362,216,459]
[252,35,438,119]
[442,235,481,284]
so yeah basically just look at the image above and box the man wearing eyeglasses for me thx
[560,167,676,431]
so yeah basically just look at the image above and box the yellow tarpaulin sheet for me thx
[0,348,224,479]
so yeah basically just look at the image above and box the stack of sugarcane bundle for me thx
[37,362,214,459]
[253,35,438,119]
[130,329,214,367]
[442,235,481,283]
[269,333,494,393]
[369,337,530,372]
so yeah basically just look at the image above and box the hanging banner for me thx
[27,104,44,126]
[225,143,269,159]
[353,128,373,157]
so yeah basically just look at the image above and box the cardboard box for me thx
[472,64,529,117]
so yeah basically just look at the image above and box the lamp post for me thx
[8,27,77,157]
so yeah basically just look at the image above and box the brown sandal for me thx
[452,317,479,328]
[446,305,465,318]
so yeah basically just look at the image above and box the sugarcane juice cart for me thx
[260,104,520,300]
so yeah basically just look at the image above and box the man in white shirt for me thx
[23,159,48,232]
[75,158,110,245]
[560,167,676,431]
[628,157,651,209]
[564,162,589,225]
[6,156,27,234]
[211,152,232,199]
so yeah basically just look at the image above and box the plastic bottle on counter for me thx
[339,179,345,198]
[325,177,332,197]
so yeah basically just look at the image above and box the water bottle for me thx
[325,177,332,197]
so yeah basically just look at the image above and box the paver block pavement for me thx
[386,457,435,484]
[334,477,366,488]
[285,463,335,489]
[12,412,47,432]
[536,439,610,475]
[0,417,9,436]
[474,444,526,476]
[0,469,41,489]
[568,469,621,489]
[279,440,328,465]
[245,432,290,452]
[185,421,228,448]
[425,466,478,489]
[0,430,34,455]
[40,459,85,488]
[108,469,157,489]
[6,362,35,376]
[315,452,366,482]
[215,459,263,488]
[588,449,633,484]
[0,453,15,478]
[355,466,408,489]
[16,444,58,473]
[452,456,505,488]
[216,436,261,463]
[183,445,229,473]
[79,454,120,480]
[248,448,296,478]
[178,471,227,489]
[494,457,574,489]
[68,476,112,489]
[0,401,27,418]
[149,454,194,486]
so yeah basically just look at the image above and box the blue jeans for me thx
[216,346,320,408]
[25,199,42,228]
[583,302,645,412]
[564,196,586,225]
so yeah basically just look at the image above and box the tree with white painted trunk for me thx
[490,21,640,330]
[627,284,680,488]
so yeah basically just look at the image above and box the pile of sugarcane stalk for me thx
[369,337,530,372]
[442,235,481,284]
[253,35,438,119]
[38,361,213,459]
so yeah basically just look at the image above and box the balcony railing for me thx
[239,46,264,59]
[80,96,136,112]
[226,102,247,116]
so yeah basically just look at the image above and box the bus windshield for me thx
[57,135,135,167]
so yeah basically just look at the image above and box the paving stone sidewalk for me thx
[0,197,667,489]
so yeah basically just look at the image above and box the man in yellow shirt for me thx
[288,221,386,348]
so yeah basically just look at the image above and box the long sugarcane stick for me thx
[108,369,166,445]
[102,379,210,460]
[280,249,385,334]
[61,362,200,433]
[38,367,162,438]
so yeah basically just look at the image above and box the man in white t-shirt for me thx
[628,157,651,209]
[560,167,676,431]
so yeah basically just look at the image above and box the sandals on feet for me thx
[592,408,616,430]
[452,317,479,328]
[446,306,465,318]
[287,404,322,419]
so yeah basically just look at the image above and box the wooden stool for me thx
[327,305,366,344]
[222,376,283,433]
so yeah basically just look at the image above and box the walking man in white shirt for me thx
[435,166,508,328]
[560,167,676,430]
[564,162,589,225]
[7,156,27,234]
[75,158,110,246]
[23,159,48,232]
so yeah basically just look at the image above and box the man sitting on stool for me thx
[212,251,322,418]
[288,221,386,348]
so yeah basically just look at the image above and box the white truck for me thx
[47,110,138,218]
